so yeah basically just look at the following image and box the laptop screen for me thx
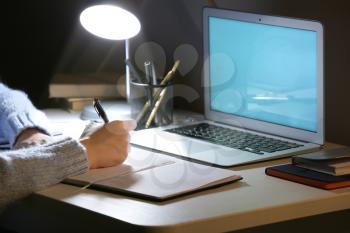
[209,16,317,132]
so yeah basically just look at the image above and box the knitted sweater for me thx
[0,84,89,208]
[0,83,52,147]
[0,137,88,207]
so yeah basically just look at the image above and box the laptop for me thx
[131,8,324,167]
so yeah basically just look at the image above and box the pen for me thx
[144,61,154,108]
[136,60,181,123]
[93,98,109,123]
[125,59,147,84]
[143,60,157,85]
[145,87,168,128]
[144,61,152,84]
[150,61,158,86]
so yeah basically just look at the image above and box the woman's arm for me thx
[0,83,136,208]
[0,119,136,208]
[0,83,52,147]
[0,137,89,207]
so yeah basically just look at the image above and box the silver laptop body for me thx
[131,8,324,167]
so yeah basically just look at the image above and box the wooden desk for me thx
[1,109,350,233]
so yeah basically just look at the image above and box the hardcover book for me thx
[49,73,124,98]
[292,147,350,176]
[266,164,350,190]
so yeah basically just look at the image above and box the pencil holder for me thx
[130,80,173,130]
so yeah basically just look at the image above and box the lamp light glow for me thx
[80,5,141,40]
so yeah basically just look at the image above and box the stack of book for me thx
[59,97,94,112]
[49,73,124,112]
[266,147,350,190]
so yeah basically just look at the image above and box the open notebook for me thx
[64,146,242,201]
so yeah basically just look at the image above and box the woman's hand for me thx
[14,128,52,149]
[80,120,137,169]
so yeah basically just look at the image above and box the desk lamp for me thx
[80,4,141,100]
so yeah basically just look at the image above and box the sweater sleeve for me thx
[0,137,89,208]
[0,83,53,147]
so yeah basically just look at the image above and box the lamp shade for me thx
[80,5,141,40]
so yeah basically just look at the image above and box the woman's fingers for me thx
[104,120,137,135]
[82,120,134,169]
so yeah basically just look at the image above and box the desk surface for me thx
[2,108,350,233]
[34,158,350,233]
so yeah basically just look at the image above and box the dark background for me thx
[0,0,349,145]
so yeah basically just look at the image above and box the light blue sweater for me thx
[0,83,52,147]
[0,84,89,207]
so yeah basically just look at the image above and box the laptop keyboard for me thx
[165,123,302,155]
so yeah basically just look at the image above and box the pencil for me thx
[136,60,180,123]
[145,87,168,128]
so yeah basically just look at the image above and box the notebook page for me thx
[66,147,176,184]
[95,160,241,199]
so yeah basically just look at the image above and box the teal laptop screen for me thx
[209,17,317,132]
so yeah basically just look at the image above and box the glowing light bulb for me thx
[80,5,141,40]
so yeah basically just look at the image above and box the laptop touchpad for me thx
[186,139,219,154]
[159,131,220,153]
